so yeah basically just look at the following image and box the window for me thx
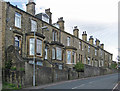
[95,49,97,56]
[101,50,103,56]
[52,48,55,59]
[45,48,48,59]
[36,61,43,66]
[67,37,70,46]
[102,60,104,67]
[36,39,42,56]
[29,38,35,55]
[72,52,76,64]
[88,46,90,53]
[56,47,62,60]
[31,20,37,32]
[52,30,58,41]
[88,57,91,65]
[79,41,82,50]
[55,31,57,41]
[67,51,71,64]
[52,31,54,41]
[99,60,101,67]
[42,15,49,23]
[15,36,20,48]
[95,60,98,67]
[15,12,21,28]
[58,65,63,70]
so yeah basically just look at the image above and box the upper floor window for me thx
[95,49,97,56]
[15,12,21,28]
[36,39,42,56]
[42,14,49,23]
[67,51,71,64]
[88,46,90,53]
[79,41,82,50]
[31,20,37,32]
[29,38,35,55]
[101,50,103,56]
[56,47,62,60]
[52,30,58,41]
[67,37,70,46]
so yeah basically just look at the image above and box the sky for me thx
[4,0,119,61]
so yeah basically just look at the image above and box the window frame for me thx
[56,47,62,60]
[67,36,71,46]
[31,20,37,32]
[15,12,21,28]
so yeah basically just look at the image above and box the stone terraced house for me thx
[1,0,113,74]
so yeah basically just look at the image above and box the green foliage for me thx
[2,82,21,90]
[110,63,117,69]
[74,62,84,72]
[5,60,12,69]
[20,68,25,71]
[10,67,16,71]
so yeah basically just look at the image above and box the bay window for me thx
[72,51,76,64]
[88,46,90,53]
[29,38,35,55]
[95,49,97,56]
[36,39,42,56]
[67,51,71,64]
[52,48,55,59]
[15,12,21,28]
[31,20,37,32]
[88,57,91,65]
[56,47,62,60]
[45,48,48,59]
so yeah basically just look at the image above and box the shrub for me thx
[74,62,84,72]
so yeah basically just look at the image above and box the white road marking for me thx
[112,83,118,91]
[72,84,85,89]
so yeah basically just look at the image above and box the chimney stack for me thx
[45,8,52,24]
[95,39,100,46]
[82,31,87,41]
[57,17,65,31]
[26,0,36,15]
[89,36,94,45]
[100,44,104,49]
[73,26,79,38]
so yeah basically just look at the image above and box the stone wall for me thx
[23,63,117,87]
[5,62,118,88]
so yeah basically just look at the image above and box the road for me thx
[43,73,118,89]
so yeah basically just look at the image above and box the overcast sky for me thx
[4,0,119,61]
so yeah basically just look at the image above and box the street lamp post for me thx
[33,26,48,86]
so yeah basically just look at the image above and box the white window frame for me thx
[15,12,21,28]
[31,20,37,32]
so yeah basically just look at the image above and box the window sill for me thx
[13,26,21,30]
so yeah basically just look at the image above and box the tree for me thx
[74,62,84,72]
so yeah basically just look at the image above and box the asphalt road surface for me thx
[43,73,119,89]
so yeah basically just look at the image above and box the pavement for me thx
[23,73,119,90]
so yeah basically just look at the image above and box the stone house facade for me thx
[1,0,113,72]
